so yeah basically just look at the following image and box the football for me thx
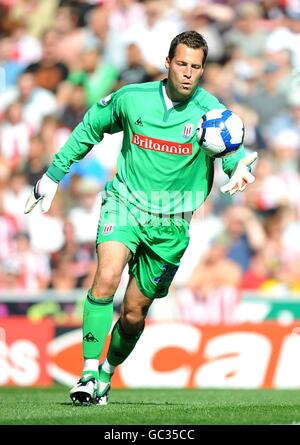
[196,108,245,157]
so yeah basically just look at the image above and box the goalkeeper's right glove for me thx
[24,173,58,214]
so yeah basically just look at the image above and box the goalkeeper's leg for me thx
[96,275,152,405]
[70,242,131,405]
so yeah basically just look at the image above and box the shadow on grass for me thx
[59,401,188,407]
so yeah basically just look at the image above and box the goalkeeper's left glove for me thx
[220,151,258,196]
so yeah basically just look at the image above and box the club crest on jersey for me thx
[99,94,112,106]
[102,224,113,235]
[182,123,194,138]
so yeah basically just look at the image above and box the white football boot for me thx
[94,364,112,405]
[94,380,110,405]
[69,374,97,405]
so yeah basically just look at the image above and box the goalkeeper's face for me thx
[165,44,204,102]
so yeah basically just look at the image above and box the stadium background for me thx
[1,0,300,395]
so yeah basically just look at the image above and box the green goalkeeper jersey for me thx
[47,80,246,215]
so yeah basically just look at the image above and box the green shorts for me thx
[96,194,190,299]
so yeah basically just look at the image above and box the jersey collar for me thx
[159,79,200,113]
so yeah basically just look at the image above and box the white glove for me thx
[220,151,258,196]
[24,174,58,214]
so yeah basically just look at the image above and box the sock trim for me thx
[87,289,113,305]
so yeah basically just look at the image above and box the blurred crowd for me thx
[1,0,300,321]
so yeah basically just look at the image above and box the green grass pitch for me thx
[0,385,300,425]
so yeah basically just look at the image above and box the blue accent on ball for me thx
[221,109,233,121]
[200,109,244,156]
[201,110,233,130]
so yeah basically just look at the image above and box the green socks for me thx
[82,290,144,378]
[106,318,144,367]
[82,289,114,360]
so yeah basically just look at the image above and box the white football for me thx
[196,108,245,157]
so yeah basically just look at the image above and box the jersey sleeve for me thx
[221,144,246,178]
[46,92,123,182]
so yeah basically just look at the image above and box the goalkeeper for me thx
[24,31,257,405]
